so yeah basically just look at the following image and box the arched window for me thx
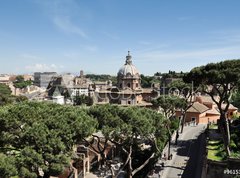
[126,73,132,78]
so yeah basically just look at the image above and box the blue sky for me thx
[1,0,240,75]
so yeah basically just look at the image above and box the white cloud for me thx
[35,0,88,38]
[53,16,87,38]
[25,63,64,72]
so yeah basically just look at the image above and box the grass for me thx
[209,124,218,130]
[230,151,240,158]
[207,140,226,161]
[229,139,240,158]
[207,124,240,161]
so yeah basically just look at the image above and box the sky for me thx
[1,0,240,75]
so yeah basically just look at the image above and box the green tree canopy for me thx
[140,74,160,88]
[0,83,11,96]
[73,94,93,106]
[0,83,12,105]
[152,95,187,119]
[0,153,17,178]
[14,75,32,89]
[231,91,240,111]
[0,83,29,106]
[0,102,97,178]
[89,104,175,177]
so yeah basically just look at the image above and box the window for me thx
[127,83,131,88]
[128,101,131,104]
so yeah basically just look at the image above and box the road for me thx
[160,124,207,178]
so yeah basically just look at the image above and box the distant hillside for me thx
[85,74,117,85]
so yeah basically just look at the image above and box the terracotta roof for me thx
[187,102,209,113]
[206,108,220,115]
[221,103,238,110]
[195,95,219,103]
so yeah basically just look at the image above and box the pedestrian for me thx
[163,153,166,160]
[170,154,173,160]
[161,162,164,168]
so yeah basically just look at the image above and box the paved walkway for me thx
[149,124,207,178]
[85,172,99,178]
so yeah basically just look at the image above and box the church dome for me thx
[117,51,140,78]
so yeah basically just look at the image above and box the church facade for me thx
[95,52,158,106]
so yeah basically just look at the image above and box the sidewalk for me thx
[85,172,98,178]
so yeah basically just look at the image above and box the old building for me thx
[71,70,93,97]
[175,95,238,124]
[47,72,94,104]
[95,51,158,106]
[34,72,58,88]
[0,74,10,84]
[45,52,158,106]
[117,51,141,90]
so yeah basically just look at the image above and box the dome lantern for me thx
[125,51,132,65]
[117,51,141,90]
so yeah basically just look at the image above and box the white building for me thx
[70,86,89,97]
[52,95,65,105]
[0,74,10,84]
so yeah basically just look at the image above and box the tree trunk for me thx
[100,153,106,168]
[219,114,231,156]
[127,157,133,178]
[131,152,155,176]
[110,167,116,178]
[168,134,171,159]
[224,117,231,156]
[115,145,132,178]
[175,129,179,145]
[180,112,186,133]
[166,125,172,159]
